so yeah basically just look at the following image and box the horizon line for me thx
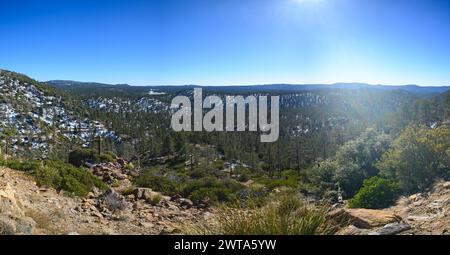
[45,79,450,88]
[2,68,449,88]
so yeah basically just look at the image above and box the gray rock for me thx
[97,189,130,213]
[0,217,16,235]
[178,198,194,208]
[14,216,36,235]
[0,216,36,235]
[369,222,411,235]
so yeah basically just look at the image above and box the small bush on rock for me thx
[348,176,400,209]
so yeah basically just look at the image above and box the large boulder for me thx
[329,208,402,229]
[344,209,402,228]
[97,189,131,213]
[133,188,169,204]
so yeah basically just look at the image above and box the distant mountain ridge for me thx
[47,80,450,95]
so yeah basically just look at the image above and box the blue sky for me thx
[0,0,449,86]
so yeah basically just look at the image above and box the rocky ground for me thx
[388,181,450,235]
[0,166,209,235]
[333,181,450,235]
[1,159,449,235]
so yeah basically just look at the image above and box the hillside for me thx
[0,166,206,235]
[2,161,449,235]
[0,70,118,158]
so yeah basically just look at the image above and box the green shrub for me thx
[236,183,269,207]
[237,172,250,182]
[189,188,219,204]
[307,160,338,194]
[182,177,244,205]
[68,148,116,167]
[1,159,107,197]
[124,162,135,170]
[99,151,117,163]
[189,168,209,179]
[255,171,302,191]
[234,167,252,182]
[134,172,179,196]
[6,159,40,172]
[304,128,393,198]
[211,160,225,171]
[335,128,392,178]
[68,149,93,167]
[38,160,107,196]
[334,163,365,198]
[377,125,450,193]
[323,190,339,204]
[348,176,400,209]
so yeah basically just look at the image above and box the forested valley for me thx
[0,69,449,235]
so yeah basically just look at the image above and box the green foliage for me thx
[334,163,365,198]
[335,128,392,177]
[182,177,244,205]
[236,183,269,207]
[0,127,18,155]
[4,160,40,172]
[68,149,95,167]
[307,128,392,198]
[124,162,135,170]
[100,151,117,163]
[333,128,392,197]
[377,124,450,193]
[211,160,225,171]
[307,160,338,194]
[68,148,116,167]
[134,171,179,196]
[348,176,400,209]
[256,176,300,190]
[134,168,246,205]
[0,159,107,196]
[188,188,219,204]
[445,91,450,120]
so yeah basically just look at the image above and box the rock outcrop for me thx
[88,159,139,189]
[343,208,403,228]
[330,208,402,227]
[388,181,450,235]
